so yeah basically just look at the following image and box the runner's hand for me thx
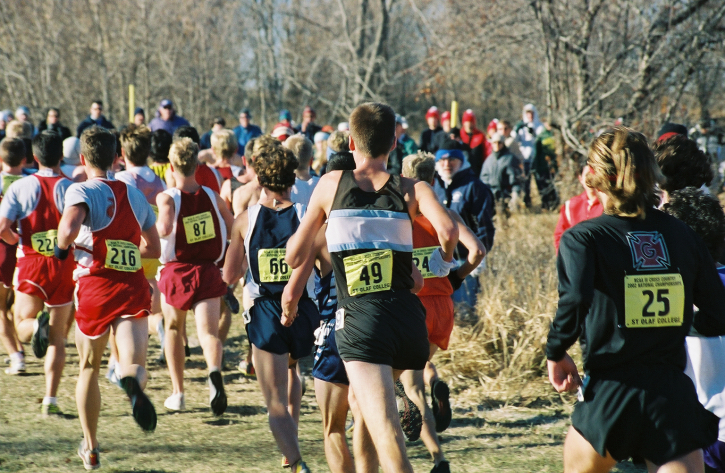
[429,247,457,278]
[281,301,298,327]
[547,354,582,393]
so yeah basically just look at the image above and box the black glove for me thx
[447,270,464,291]
[54,244,70,260]
[223,286,240,314]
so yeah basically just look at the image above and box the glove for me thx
[447,270,465,291]
[428,247,457,278]
[223,286,240,314]
[54,244,69,260]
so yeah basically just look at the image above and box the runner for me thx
[223,139,320,473]
[209,129,242,181]
[115,124,167,365]
[286,102,459,473]
[149,129,172,181]
[56,126,160,470]
[284,135,319,206]
[167,126,221,193]
[547,126,725,473]
[156,137,233,414]
[0,138,25,375]
[400,152,485,473]
[0,132,76,417]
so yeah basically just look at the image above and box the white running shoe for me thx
[164,392,185,411]
[5,359,26,375]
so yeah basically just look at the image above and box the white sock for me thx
[209,366,220,374]
[43,397,57,406]
[10,352,23,362]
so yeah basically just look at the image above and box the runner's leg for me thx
[424,344,439,387]
[218,301,231,344]
[193,298,222,370]
[162,296,186,394]
[253,345,302,463]
[75,325,111,450]
[314,378,354,473]
[645,450,704,473]
[288,359,302,428]
[348,387,379,473]
[0,285,20,355]
[45,304,73,399]
[563,425,617,473]
[13,291,43,342]
[400,368,445,466]
[112,316,149,388]
[345,361,413,473]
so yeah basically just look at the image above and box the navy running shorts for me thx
[335,291,429,371]
[573,365,719,464]
[312,318,348,385]
[247,296,320,360]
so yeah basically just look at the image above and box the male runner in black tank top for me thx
[286,103,458,473]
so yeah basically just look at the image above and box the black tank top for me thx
[325,171,414,307]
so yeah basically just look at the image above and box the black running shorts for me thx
[573,365,719,465]
[247,296,320,360]
[335,292,429,371]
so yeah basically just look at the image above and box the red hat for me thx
[487,119,499,136]
[462,109,476,123]
[425,106,440,120]
[441,111,451,121]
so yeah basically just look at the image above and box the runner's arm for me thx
[222,212,248,285]
[413,181,458,262]
[155,192,175,238]
[214,192,234,233]
[449,210,485,280]
[220,179,232,210]
[0,217,19,245]
[57,203,88,250]
[139,225,161,259]
[411,262,423,293]
[282,227,326,326]
[286,174,336,268]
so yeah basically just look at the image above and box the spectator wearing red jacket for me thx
[460,109,488,177]
[554,158,603,250]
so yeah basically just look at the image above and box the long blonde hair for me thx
[585,126,662,218]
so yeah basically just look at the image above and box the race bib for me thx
[258,248,291,283]
[343,249,393,296]
[2,174,22,194]
[30,229,58,257]
[413,246,438,279]
[624,274,685,328]
[105,240,141,272]
[182,211,215,244]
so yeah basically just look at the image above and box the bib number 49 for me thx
[343,249,393,296]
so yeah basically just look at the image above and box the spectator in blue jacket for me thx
[233,108,262,152]
[200,116,226,150]
[433,139,495,308]
[148,99,190,134]
[76,100,115,137]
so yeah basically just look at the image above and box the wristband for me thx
[447,270,464,291]
[54,244,70,260]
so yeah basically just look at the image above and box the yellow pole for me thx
[450,100,459,129]
[128,84,135,123]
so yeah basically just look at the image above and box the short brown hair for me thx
[80,126,117,171]
[120,124,152,166]
[284,135,314,170]
[586,126,662,218]
[168,137,199,177]
[5,120,32,140]
[327,131,349,153]
[254,141,298,192]
[349,103,396,158]
[402,152,436,183]
[0,138,26,167]
[211,129,238,159]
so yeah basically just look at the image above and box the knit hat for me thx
[395,115,409,130]
[337,122,349,132]
[657,122,688,142]
[271,126,294,141]
[15,106,30,118]
[133,107,144,116]
[487,119,499,136]
[63,137,81,166]
[435,148,464,162]
[239,108,252,118]
[425,107,440,120]
[279,109,292,122]
[461,109,475,123]
[440,111,451,122]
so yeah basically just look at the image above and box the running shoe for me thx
[105,361,122,388]
[31,310,50,358]
[120,376,157,431]
[164,392,185,411]
[223,286,240,314]
[430,380,452,432]
[42,403,63,418]
[430,460,450,473]
[395,380,422,442]
[238,360,256,378]
[291,460,310,473]
[77,439,100,470]
[281,456,290,468]
[5,358,26,375]
[185,344,190,357]
[209,370,227,416]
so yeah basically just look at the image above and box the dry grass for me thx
[435,207,578,405]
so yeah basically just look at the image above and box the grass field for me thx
[0,208,648,472]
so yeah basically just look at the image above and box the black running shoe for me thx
[431,380,451,432]
[209,370,227,416]
[395,380,422,442]
[223,286,240,314]
[185,344,190,357]
[120,376,157,431]
[430,460,450,473]
[31,310,50,358]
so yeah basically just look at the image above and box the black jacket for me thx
[419,127,442,153]
[38,121,72,141]
[77,115,115,137]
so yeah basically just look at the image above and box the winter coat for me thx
[480,147,524,201]
[77,115,115,137]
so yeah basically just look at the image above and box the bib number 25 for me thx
[343,249,393,296]
[624,274,684,328]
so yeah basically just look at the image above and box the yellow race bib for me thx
[258,248,291,283]
[2,174,22,194]
[413,246,438,279]
[30,230,58,257]
[105,240,141,272]
[182,211,215,244]
[343,249,393,296]
[624,274,685,328]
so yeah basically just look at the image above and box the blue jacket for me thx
[434,167,495,253]
[77,115,115,137]
[233,124,263,152]
[149,114,190,134]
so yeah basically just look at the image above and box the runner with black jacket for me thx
[546,126,725,473]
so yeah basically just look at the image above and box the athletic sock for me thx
[42,397,57,406]
[10,352,23,362]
